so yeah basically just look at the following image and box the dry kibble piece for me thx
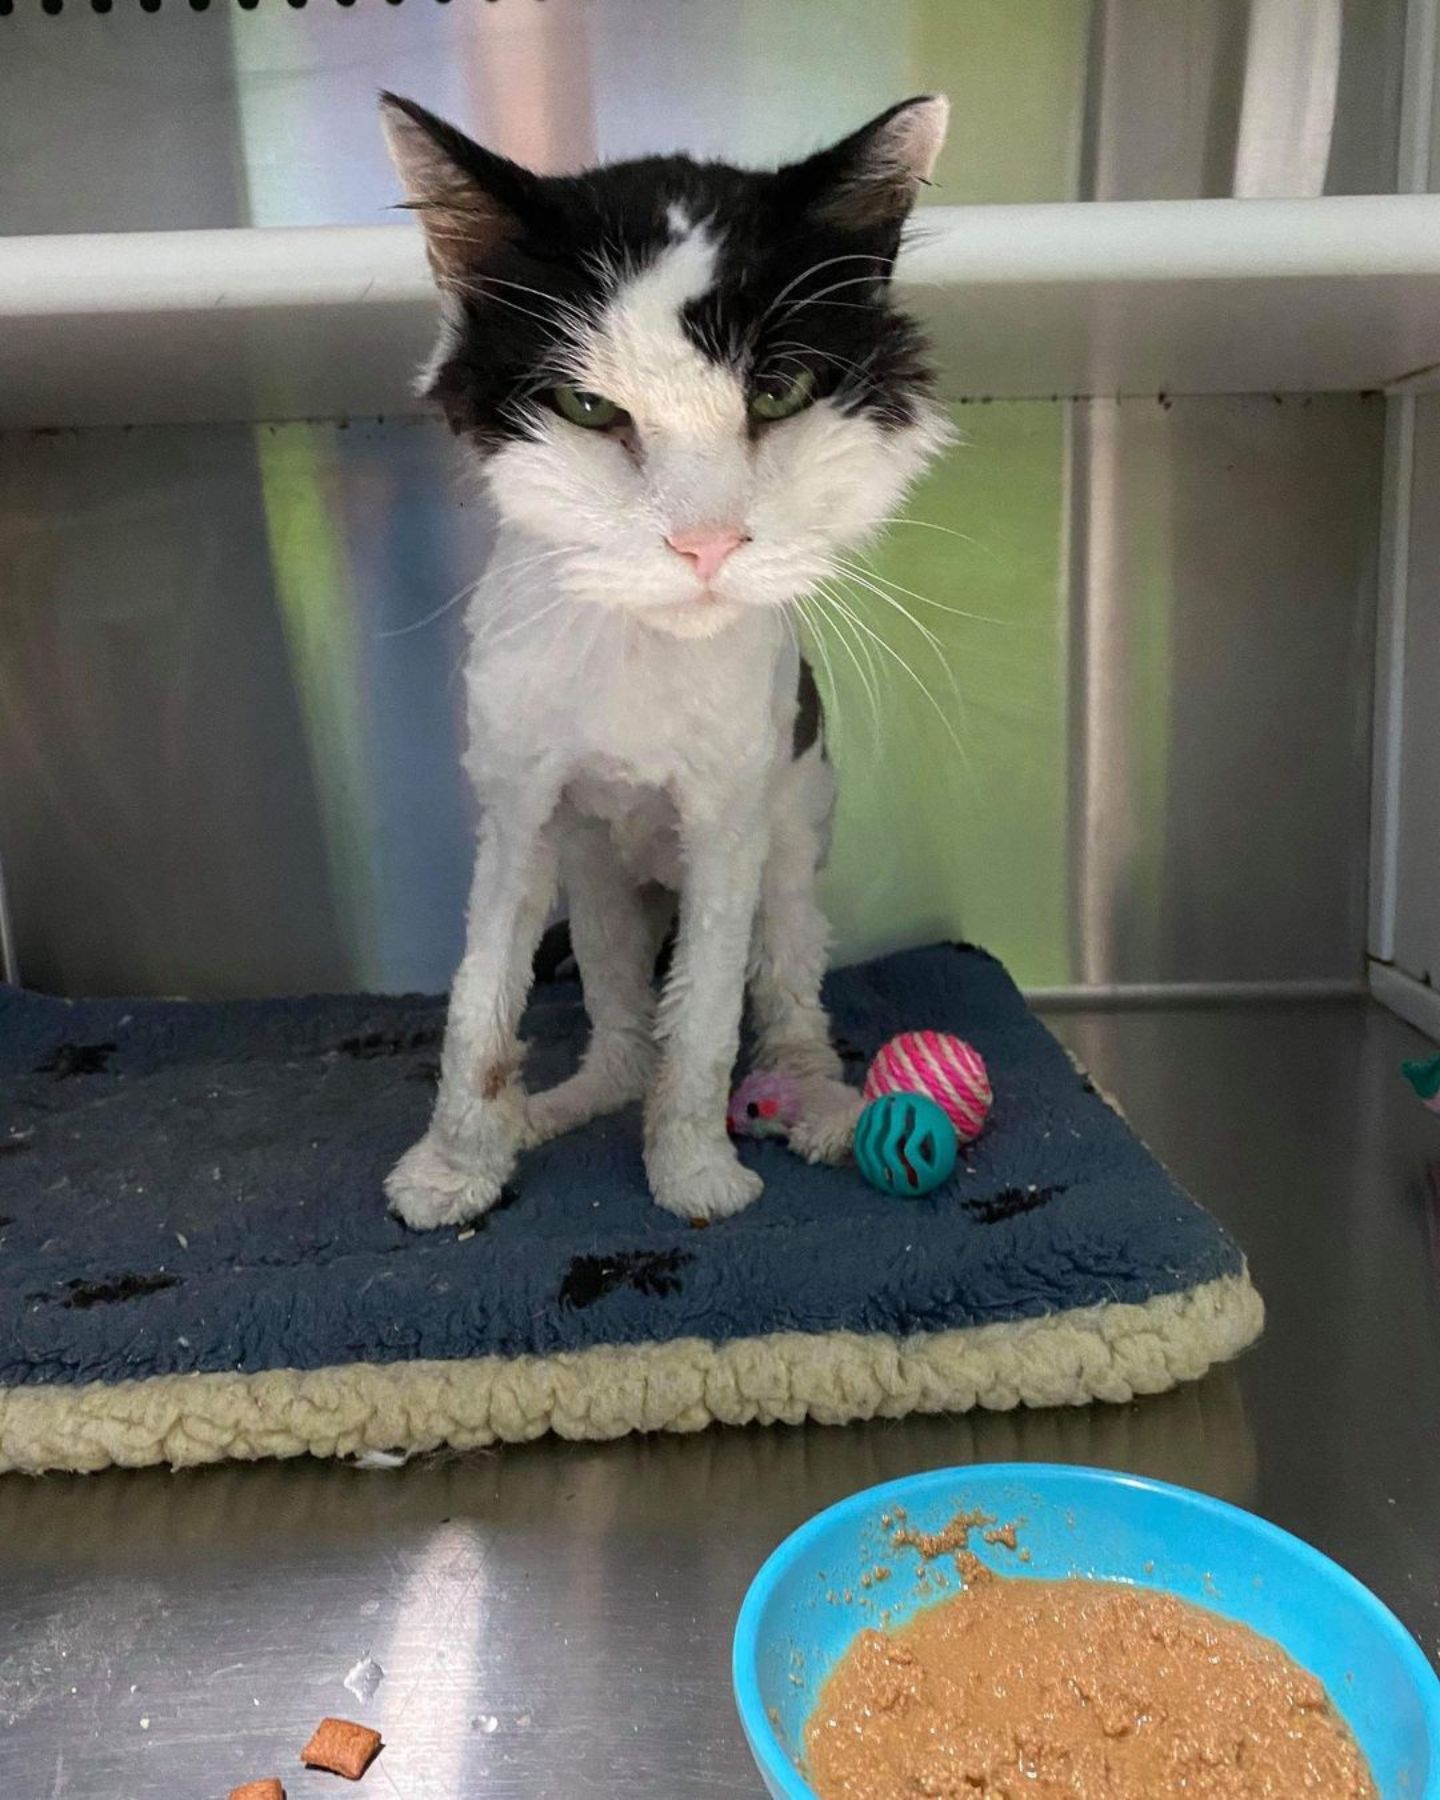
[229,1783,285,1800]
[300,1717,383,1782]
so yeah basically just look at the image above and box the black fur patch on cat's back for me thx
[793,656,825,759]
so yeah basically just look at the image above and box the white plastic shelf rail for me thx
[6,195,1440,429]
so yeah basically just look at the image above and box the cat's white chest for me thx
[563,761,683,884]
[466,581,789,795]
[463,582,793,891]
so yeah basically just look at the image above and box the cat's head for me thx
[382,93,951,640]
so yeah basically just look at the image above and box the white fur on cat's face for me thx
[479,222,947,641]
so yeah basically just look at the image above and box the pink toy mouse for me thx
[727,1071,806,1140]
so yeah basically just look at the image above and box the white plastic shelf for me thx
[6,195,1440,430]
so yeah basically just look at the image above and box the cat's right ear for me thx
[380,93,538,287]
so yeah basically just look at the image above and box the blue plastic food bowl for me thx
[733,1463,1440,1799]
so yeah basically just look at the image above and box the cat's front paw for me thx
[646,1121,764,1221]
[385,1130,513,1230]
[785,1076,864,1165]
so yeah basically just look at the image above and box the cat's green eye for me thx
[749,368,817,423]
[552,385,624,429]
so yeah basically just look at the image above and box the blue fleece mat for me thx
[0,945,1244,1391]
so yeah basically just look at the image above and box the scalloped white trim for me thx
[0,1272,1262,1476]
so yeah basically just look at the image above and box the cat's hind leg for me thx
[525,814,664,1146]
[748,751,861,1165]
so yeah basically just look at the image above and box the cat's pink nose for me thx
[665,526,747,586]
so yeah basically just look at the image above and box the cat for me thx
[380,90,951,1227]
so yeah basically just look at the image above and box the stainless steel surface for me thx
[1080,0,1404,200]
[0,998,1436,1798]
[0,845,17,986]
[0,0,1407,237]
[1057,393,1380,990]
[0,420,488,998]
[0,395,1383,998]
[1392,393,1440,992]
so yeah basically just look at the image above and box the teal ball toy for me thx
[854,1092,958,1197]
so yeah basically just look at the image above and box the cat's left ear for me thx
[786,95,950,233]
[380,92,540,288]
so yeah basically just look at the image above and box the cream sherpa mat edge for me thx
[0,1271,1262,1475]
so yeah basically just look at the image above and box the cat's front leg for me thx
[645,795,767,1221]
[387,792,559,1229]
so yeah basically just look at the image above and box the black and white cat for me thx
[381,92,950,1226]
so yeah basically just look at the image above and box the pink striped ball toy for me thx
[863,1030,993,1144]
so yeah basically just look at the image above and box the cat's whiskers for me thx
[829,560,944,653]
[887,516,983,547]
[766,340,872,384]
[832,346,883,408]
[462,591,531,650]
[466,550,583,652]
[837,552,1010,627]
[829,568,972,757]
[757,252,893,329]
[830,558,957,647]
[453,272,593,338]
[829,561,974,735]
[449,286,561,336]
[375,579,481,642]
[471,548,575,616]
[882,513,1014,577]
[811,578,975,786]
[795,299,883,316]
[488,541,578,581]
[791,593,847,751]
[817,593,885,750]
[476,591,573,655]
[771,273,889,330]
[816,578,950,726]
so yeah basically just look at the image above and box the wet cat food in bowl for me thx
[809,1558,1373,1795]
[733,1464,1440,1799]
